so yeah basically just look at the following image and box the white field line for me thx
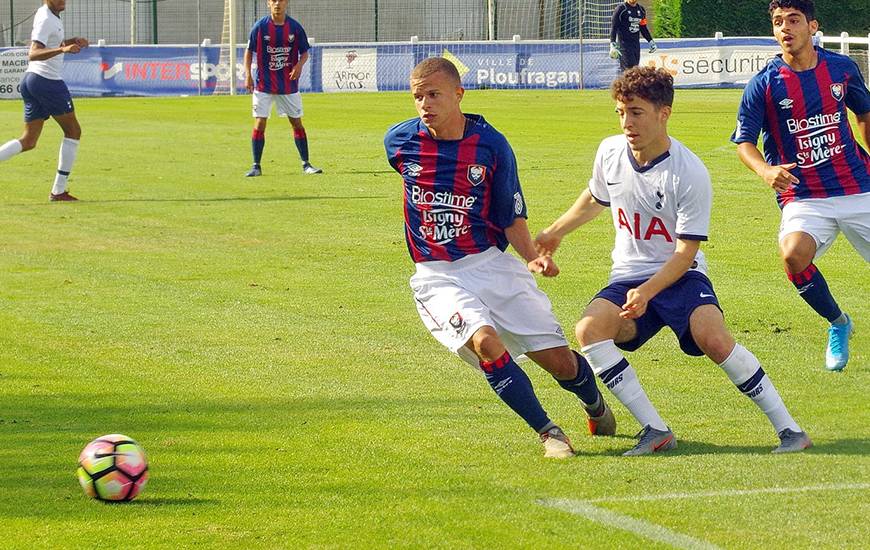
[539,483,870,549]
[543,499,721,550]
[563,482,870,504]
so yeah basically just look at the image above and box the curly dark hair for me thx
[411,57,461,85]
[611,67,674,109]
[768,0,815,21]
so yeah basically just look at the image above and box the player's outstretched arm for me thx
[64,37,89,48]
[736,142,799,193]
[535,188,604,256]
[505,218,559,277]
[29,40,79,60]
[620,239,700,320]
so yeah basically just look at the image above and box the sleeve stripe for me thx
[590,192,610,207]
[677,233,708,241]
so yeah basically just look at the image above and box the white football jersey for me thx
[27,5,65,80]
[588,135,712,283]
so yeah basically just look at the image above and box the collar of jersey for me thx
[626,142,670,173]
[419,113,484,141]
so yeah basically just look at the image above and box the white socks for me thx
[582,339,668,431]
[719,344,800,433]
[0,139,23,161]
[52,137,79,195]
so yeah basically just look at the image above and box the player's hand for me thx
[62,43,81,54]
[761,162,799,193]
[648,40,657,54]
[528,255,560,277]
[620,288,649,319]
[289,65,302,81]
[245,75,254,93]
[534,229,562,256]
[74,37,89,48]
[609,42,622,59]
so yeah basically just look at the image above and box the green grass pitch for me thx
[0,89,867,548]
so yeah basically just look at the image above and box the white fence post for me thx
[840,32,850,55]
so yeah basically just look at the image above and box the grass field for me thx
[0,89,868,549]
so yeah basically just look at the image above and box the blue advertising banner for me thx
[0,37,781,99]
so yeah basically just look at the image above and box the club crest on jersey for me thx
[467,165,486,186]
[448,312,465,333]
[830,83,844,101]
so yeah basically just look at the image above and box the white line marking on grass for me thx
[544,499,721,550]
[578,482,870,503]
[539,483,870,549]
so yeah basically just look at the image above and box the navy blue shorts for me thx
[20,72,74,122]
[594,271,722,357]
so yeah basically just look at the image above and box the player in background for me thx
[731,0,870,372]
[244,0,322,177]
[385,57,616,459]
[0,0,88,201]
[609,0,656,73]
[536,67,810,455]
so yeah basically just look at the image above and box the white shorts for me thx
[252,90,303,119]
[779,192,870,261]
[410,247,568,368]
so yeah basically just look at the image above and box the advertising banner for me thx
[0,37,782,99]
[0,49,28,99]
[321,47,378,92]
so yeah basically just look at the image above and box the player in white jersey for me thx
[536,67,810,455]
[0,0,88,201]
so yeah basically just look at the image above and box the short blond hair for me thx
[411,57,461,85]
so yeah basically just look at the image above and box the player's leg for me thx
[50,111,81,201]
[2,73,48,162]
[248,91,271,176]
[279,92,321,174]
[525,346,615,436]
[0,119,44,161]
[780,200,851,370]
[477,250,612,436]
[411,266,569,457]
[576,296,674,455]
[837,192,870,263]
[689,304,811,453]
[465,328,573,458]
[288,116,321,174]
[248,117,267,177]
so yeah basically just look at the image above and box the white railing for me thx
[815,31,870,77]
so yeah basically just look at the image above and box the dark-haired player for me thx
[244,0,321,177]
[731,0,870,372]
[384,57,615,459]
[537,67,810,455]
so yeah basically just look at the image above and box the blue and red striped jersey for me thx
[732,47,870,208]
[247,16,309,94]
[384,114,528,264]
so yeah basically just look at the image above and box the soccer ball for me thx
[76,434,149,502]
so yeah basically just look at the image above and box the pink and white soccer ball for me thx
[77,434,149,502]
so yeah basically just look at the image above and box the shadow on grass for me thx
[122,496,221,506]
[5,195,389,206]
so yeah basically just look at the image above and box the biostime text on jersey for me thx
[788,112,844,169]
[411,185,475,244]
